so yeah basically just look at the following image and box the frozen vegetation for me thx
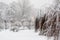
[0,0,60,40]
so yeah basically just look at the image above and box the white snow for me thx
[0,30,54,40]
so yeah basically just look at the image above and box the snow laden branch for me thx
[35,0,60,40]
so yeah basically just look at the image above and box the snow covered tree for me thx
[35,0,60,40]
[0,2,9,30]
[17,0,33,29]
[6,0,33,31]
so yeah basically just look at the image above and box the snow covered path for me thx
[0,30,53,40]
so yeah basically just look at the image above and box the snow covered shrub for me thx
[10,20,22,32]
[10,26,19,32]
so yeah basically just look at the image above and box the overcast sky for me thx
[0,0,54,9]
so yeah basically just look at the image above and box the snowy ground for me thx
[0,29,54,40]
